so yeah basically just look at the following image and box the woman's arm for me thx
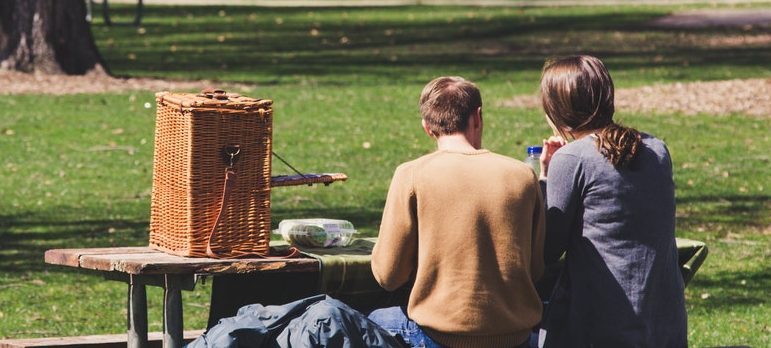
[540,136,567,180]
[542,152,583,265]
[530,175,546,282]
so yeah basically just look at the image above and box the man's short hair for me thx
[419,76,482,136]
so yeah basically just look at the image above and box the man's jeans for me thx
[368,306,535,348]
[368,306,444,348]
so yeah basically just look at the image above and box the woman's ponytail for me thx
[596,123,641,168]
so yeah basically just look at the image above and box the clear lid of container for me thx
[275,218,357,248]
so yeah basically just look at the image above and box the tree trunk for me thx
[0,0,108,75]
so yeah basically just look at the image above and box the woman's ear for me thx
[544,114,559,136]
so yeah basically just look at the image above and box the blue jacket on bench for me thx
[187,294,404,348]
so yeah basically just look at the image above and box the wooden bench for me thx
[0,330,202,348]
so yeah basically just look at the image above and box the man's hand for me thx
[540,136,566,179]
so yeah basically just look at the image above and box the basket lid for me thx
[156,88,272,110]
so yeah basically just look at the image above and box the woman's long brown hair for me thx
[541,55,641,168]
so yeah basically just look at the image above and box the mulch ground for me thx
[0,70,255,96]
[2,70,768,118]
[502,78,770,118]
[498,9,771,117]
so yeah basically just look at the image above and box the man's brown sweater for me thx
[372,149,545,348]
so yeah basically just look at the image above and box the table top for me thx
[44,247,320,275]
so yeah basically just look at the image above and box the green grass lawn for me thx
[1,3,769,347]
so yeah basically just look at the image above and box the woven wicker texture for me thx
[150,90,273,258]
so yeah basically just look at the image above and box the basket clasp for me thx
[200,87,228,100]
[222,145,241,167]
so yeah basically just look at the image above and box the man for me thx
[369,76,545,348]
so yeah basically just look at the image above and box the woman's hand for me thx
[540,136,566,179]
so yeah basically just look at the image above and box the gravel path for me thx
[502,78,770,118]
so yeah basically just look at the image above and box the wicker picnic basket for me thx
[149,88,273,258]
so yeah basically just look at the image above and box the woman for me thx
[537,55,687,348]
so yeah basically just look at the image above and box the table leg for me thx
[163,274,184,348]
[128,275,149,348]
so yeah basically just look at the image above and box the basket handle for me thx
[199,87,228,100]
[205,146,299,259]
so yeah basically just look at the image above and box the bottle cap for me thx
[527,146,543,155]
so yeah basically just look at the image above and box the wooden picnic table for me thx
[44,247,320,348]
[43,239,706,348]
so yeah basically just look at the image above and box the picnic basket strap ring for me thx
[222,145,241,167]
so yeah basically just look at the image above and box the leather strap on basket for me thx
[205,155,299,259]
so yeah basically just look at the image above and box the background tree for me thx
[0,0,108,75]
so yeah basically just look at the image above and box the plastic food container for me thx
[275,219,357,248]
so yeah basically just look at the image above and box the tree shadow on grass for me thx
[688,267,770,309]
[3,197,767,319]
[0,211,149,275]
[94,5,771,85]
[0,204,384,276]
[675,194,770,238]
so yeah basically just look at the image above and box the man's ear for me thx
[470,107,483,130]
[421,119,435,138]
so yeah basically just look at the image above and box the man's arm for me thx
[371,164,419,292]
